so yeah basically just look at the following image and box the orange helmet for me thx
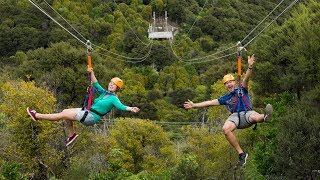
[111,77,124,89]
[222,74,235,84]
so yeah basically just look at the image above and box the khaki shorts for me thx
[75,108,95,126]
[227,111,256,129]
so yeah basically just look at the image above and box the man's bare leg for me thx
[222,121,243,154]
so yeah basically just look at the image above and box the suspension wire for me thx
[170,0,299,64]
[28,0,87,46]
[186,52,238,64]
[112,0,151,46]
[95,45,152,64]
[240,0,286,43]
[172,0,208,46]
[93,41,153,63]
[43,0,87,42]
[97,41,153,64]
[28,0,154,62]
[186,0,208,35]
[169,38,238,62]
[243,0,299,48]
[168,39,185,62]
[92,40,153,60]
[30,0,299,64]
[169,38,237,63]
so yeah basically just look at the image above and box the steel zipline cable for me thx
[30,0,299,64]
[28,0,153,63]
[240,0,287,44]
[242,0,299,49]
[172,0,209,46]
[112,0,152,46]
[171,0,299,64]
[94,42,154,63]
[43,0,87,42]
[185,0,209,36]
[28,0,87,46]
[168,39,238,63]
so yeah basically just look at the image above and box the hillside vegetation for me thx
[0,0,319,179]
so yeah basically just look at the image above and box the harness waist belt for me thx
[90,108,106,117]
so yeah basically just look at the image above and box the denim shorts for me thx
[75,108,95,126]
[227,110,256,129]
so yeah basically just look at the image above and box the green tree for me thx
[180,126,239,179]
[151,0,164,13]
[272,104,320,178]
[1,162,26,180]
[157,62,194,94]
[140,4,152,20]
[0,81,63,179]
[166,0,186,23]
[13,42,88,107]
[252,0,320,98]
[149,43,175,70]
[171,155,199,180]
[254,100,320,179]
[0,0,51,57]
[168,88,196,108]
[108,119,176,174]
[197,15,219,37]
[196,36,216,52]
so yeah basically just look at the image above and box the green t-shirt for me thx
[90,81,128,122]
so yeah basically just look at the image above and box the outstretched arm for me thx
[184,99,220,109]
[242,54,254,89]
[113,97,140,113]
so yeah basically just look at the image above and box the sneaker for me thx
[66,133,78,146]
[239,152,248,166]
[264,104,273,122]
[27,107,38,121]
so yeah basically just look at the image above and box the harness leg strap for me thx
[237,112,241,128]
[80,111,89,123]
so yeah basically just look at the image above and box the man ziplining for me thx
[184,54,273,166]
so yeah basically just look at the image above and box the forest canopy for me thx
[0,0,319,179]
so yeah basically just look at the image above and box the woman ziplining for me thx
[27,53,140,146]
[184,51,273,166]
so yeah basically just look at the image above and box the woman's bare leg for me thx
[35,108,78,121]
[65,120,75,137]
[35,108,79,137]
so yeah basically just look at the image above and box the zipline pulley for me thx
[86,40,93,54]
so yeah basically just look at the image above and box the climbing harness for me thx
[80,111,89,123]
[81,41,116,121]
[233,42,256,130]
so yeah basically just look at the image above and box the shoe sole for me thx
[66,134,78,146]
[26,107,37,122]
[264,104,273,122]
[241,153,248,166]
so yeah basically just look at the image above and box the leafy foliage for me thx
[0,0,319,179]
[171,155,199,180]
[108,118,176,174]
[0,81,63,179]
